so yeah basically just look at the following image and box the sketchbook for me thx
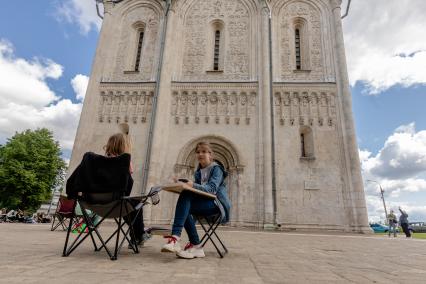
[161,183,216,199]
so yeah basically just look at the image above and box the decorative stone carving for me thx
[171,82,257,125]
[181,0,251,81]
[279,1,324,81]
[97,83,155,124]
[113,6,160,81]
[273,84,337,130]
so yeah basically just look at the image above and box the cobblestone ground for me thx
[1,223,426,283]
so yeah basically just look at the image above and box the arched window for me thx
[208,20,224,72]
[213,30,221,71]
[295,29,301,70]
[293,18,310,71]
[134,30,144,72]
[300,126,314,158]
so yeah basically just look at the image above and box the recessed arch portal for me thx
[175,135,244,173]
[174,136,245,224]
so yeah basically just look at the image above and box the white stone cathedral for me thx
[68,0,371,232]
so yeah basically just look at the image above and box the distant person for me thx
[387,209,398,237]
[399,207,411,238]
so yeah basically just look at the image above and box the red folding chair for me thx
[51,196,76,231]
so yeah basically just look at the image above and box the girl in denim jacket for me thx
[161,142,230,259]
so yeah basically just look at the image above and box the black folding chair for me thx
[193,207,228,258]
[62,152,160,260]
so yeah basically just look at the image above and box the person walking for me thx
[399,206,411,238]
[387,209,398,237]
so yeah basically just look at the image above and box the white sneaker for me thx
[176,243,205,259]
[161,236,181,253]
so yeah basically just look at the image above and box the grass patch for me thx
[373,232,426,239]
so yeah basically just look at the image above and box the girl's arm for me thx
[129,161,134,175]
[192,167,223,194]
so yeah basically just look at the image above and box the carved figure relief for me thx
[171,83,257,125]
[97,85,155,124]
[274,87,336,130]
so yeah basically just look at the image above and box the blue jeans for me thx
[172,191,219,245]
[388,223,397,237]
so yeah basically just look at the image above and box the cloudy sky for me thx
[1,0,425,223]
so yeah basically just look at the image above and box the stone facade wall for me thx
[68,0,370,232]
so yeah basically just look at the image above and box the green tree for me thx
[0,128,66,212]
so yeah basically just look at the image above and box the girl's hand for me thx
[172,176,178,183]
[181,180,193,189]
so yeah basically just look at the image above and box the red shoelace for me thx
[164,236,177,244]
[184,243,194,250]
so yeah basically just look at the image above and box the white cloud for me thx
[366,197,426,223]
[343,0,426,94]
[0,39,83,151]
[363,123,426,179]
[0,39,62,108]
[71,74,89,101]
[360,123,426,221]
[55,0,102,35]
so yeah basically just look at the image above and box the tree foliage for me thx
[0,128,66,212]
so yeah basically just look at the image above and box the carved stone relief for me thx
[182,0,251,80]
[279,2,324,81]
[113,6,160,81]
[274,85,337,129]
[97,83,155,124]
[171,83,257,125]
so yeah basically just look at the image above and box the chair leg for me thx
[51,215,64,231]
[51,215,56,231]
[60,217,68,231]
[198,216,227,258]
[202,216,228,254]
[62,214,75,257]
[112,200,124,261]
[126,202,140,253]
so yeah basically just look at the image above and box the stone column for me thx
[330,0,371,233]
[144,4,177,224]
[259,2,274,227]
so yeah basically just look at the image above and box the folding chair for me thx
[193,206,228,258]
[62,152,160,260]
[51,196,76,231]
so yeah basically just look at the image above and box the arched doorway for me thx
[174,136,245,225]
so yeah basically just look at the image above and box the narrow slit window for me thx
[300,133,306,157]
[213,30,221,71]
[134,31,144,72]
[295,29,301,70]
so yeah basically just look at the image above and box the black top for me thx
[66,152,133,200]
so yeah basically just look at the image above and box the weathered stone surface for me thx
[68,0,369,232]
[1,224,426,283]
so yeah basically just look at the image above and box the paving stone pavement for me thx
[1,223,426,283]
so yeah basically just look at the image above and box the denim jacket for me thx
[193,162,231,223]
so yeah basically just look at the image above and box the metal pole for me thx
[341,0,352,19]
[141,0,172,193]
[367,180,388,223]
[378,184,388,222]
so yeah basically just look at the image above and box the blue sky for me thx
[1,0,425,222]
